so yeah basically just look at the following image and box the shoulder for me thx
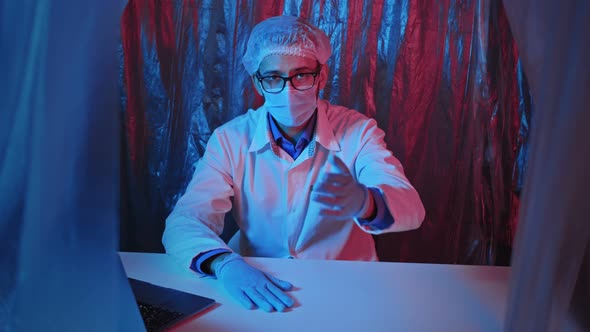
[212,107,262,141]
[321,100,379,136]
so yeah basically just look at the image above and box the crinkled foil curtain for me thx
[120,0,531,265]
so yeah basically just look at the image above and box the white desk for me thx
[120,252,510,332]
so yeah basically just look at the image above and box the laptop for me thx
[128,278,216,332]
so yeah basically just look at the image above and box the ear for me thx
[318,65,329,90]
[251,75,263,96]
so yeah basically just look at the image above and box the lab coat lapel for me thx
[315,100,341,152]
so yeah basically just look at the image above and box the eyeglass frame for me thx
[255,63,322,94]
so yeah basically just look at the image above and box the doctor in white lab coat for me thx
[163,15,425,312]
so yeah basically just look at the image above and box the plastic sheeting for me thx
[120,0,532,265]
[0,1,143,331]
[503,0,590,330]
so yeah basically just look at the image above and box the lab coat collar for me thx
[249,107,273,152]
[248,100,340,153]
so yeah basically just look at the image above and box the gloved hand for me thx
[214,253,295,312]
[311,154,370,219]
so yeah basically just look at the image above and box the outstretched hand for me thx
[311,154,370,219]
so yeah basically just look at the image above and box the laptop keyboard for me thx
[137,302,184,332]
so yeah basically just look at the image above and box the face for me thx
[253,54,328,96]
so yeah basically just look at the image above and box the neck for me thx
[276,119,310,144]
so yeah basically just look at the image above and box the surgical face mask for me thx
[263,86,318,127]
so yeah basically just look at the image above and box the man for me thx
[163,15,425,313]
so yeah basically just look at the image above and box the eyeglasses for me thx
[255,68,321,94]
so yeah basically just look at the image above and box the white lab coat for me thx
[163,100,425,270]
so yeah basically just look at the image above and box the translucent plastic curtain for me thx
[502,0,590,330]
[0,1,143,331]
[120,0,531,265]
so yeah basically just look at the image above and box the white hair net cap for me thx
[242,15,332,75]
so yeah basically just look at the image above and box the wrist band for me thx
[355,185,372,218]
[214,252,244,278]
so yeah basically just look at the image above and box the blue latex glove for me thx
[215,253,295,312]
[311,154,370,219]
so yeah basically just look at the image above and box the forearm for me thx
[359,184,424,233]
[163,214,230,270]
